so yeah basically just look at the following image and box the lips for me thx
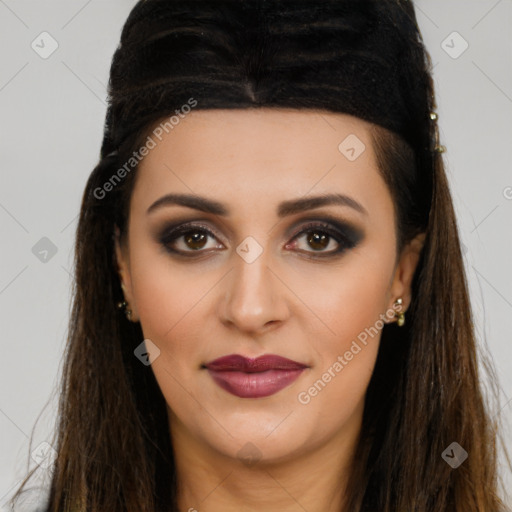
[204,354,308,398]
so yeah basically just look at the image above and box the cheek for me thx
[129,244,217,363]
[129,256,219,423]
[289,209,397,412]
[295,258,393,406]
[288,231,395,350]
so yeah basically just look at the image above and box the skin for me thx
[115,108,424,512]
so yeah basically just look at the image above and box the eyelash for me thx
[158,220,360,259]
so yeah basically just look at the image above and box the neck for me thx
[170,410,361,512]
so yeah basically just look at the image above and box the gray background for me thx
[1,0,511,508]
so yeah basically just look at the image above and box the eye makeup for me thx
[284,219,363,258]
[154,214,365,260]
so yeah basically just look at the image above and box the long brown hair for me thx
[11,0,511,510]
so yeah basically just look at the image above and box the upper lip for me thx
[204,354,308,373]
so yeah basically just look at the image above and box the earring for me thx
[429,111,447,154]
[117,300,133,321]
[118,281,134,321]
[394,297,405,327]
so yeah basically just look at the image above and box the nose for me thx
[218,244,290,335]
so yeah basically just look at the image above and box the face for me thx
[115,108,423,467]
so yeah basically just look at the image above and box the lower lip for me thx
[207,368,306,398]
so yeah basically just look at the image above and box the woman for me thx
[11,0,511,511]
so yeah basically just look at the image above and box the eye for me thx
[159,223,224,255]
[285,221,358,257]
[158,219,362,258]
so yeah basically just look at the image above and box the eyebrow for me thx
[146,192,368,217]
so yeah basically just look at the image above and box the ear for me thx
[114,225,139,322]
[388,232,426,316]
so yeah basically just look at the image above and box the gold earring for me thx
[394,297,405,327]
[429,112,447,153]
[117,300,133,321]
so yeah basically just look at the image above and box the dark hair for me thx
[11,1,510,511]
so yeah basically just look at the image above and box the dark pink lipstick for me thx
[204,354,308,398]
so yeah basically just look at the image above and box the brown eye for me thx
[285,220,363,257]
[305,231,332,251]
[183,231,208,250]
[160,224,224,255]
[292,229,340,253]
[159,219,362,259]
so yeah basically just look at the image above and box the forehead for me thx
[133,108,390,216]
[143,108,374,156]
